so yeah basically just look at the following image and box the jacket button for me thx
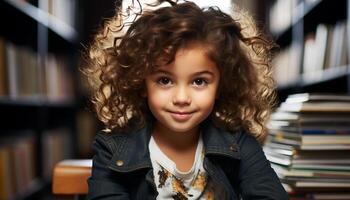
[230,144,238,152]
[116,160,124,166]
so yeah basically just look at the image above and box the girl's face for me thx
[145,44,220,134]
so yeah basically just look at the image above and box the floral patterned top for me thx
[149,135,214,200]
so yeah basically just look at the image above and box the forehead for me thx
[156,44,218,75]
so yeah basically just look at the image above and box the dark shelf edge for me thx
[0,96,76,108]
[3,0,78,43]
[12,179,48,200]
[277,65,350,91]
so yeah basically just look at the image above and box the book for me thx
[270,111,350,125]
[0,37,7,96]
[271,163,350,179]
[39,0,77,27]
[0,144,14,200]
[278,93,350,113]
[286,93,350,103]
[0,132,37,199]
[6,42,18,98]
[291,163,350,171]
[269,0,296,34]
[293,181,350,189]
[76,111,97,157]
[302,24,328,79]
[267,135,350,150]
[272,42,302,87]
[0,38,75,101]
[269,126,350,136]
[299,135,350,145]
[311,193,350,199]
[42,128,73,178]
[279,101,350,113]
[12,135,36,194]
[328,21,347,68]
[265,145,350,167]
[323,25,334,70]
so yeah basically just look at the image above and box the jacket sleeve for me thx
[86,133,130,200]
[237,131,289,200]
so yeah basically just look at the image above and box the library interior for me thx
[0,0,350,199]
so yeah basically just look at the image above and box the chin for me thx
[169,127,196,134]
[165,122,200,134]
[154,114,204,134]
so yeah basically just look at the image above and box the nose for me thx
[172,85,191,106]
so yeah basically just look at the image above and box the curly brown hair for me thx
[84,0,276,142]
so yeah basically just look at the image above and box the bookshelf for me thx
[0,0,80,199]
[265,0,350,198]
[267,0,350,100]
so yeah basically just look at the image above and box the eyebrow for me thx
[192,70,215,76]
[153,70,171,75]
[153,69,215,76]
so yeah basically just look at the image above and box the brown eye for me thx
[192,78,208,87]
[157,77,172,86]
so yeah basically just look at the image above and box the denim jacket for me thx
[86,121,288,200]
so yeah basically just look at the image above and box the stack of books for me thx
[265,93,350,199]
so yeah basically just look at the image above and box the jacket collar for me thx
[108,120,241,173]
[201,121,241,159]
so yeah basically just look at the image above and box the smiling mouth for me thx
[170,111,193,115]
[168,111,194,121]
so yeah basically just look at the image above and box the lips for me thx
[168,111,194,121]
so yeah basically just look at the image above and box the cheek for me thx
[193,89,217,109]
[146,88,169,108]
[151,88,167,96]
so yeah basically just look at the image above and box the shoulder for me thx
[233,130,289,199]
[90,129,138,172]
[92,130,130,156]
[234,129,261,146]
[92,125,151,157]
[215,126,262,152]
[201,123,261,161]
[94,119,149,145]
[218,128,264,160]
[235,129,262,158]
[203,120,259,146]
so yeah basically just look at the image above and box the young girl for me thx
[85,0,288,199]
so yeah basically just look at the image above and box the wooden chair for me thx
[52,159,92,200]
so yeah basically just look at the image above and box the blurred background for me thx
[0,0,349,199]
